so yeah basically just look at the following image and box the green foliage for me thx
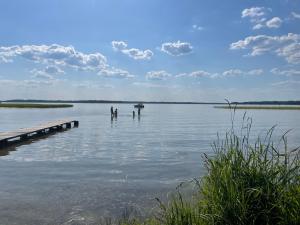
[105,112,300,225]
[199,127,300,225]
[150,122,300,225]
[0,103,73,108]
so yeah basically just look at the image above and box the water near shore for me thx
[0,104,299,224]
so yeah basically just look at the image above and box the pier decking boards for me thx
[0,120,79,148]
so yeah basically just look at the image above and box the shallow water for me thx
[0,104,299,224]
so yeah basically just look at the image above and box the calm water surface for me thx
[0,104,299,224]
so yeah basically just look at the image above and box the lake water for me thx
[0,104,299,224]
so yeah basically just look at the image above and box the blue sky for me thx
[0,0,299,101]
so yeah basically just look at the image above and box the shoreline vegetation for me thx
[2,99,222,104]
[117,116,300,225]
[0,103,73,108]
[215,105,300,110]
[1,99,300,105]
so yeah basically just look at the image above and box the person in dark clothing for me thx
[138,108,141,116]
[133,110,135,118]
[114,108,118,117]
[110,106,114,117]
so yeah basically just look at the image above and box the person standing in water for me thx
[114,108,118,118]
[110,106,114,117]
[138,108,141,116]
[133,110,135,118]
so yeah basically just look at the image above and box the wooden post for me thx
[20,134,28,141]
[0,140,8,148]
[37,130,44,136]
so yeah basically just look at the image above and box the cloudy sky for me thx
[0,0,299,101]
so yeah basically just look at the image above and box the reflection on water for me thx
[0,148,9,157]
[0,104,299,224]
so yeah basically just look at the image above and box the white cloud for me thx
[161,41,193,56]
[146,70,171,80]
[174,68,262,79]
[72,81,113,89]
[248,69,263,75]
[132,82,167,88]
[174,70,212,78]
[0,55,12,63]
[31,65,64,79]
[98,67,134,79]
[222,69,243,76]
[112,41,127,51]
[242,7,266,19]
[0,44,107,71]
[241,7,283,30]
[23,79,56,87]
[271,80,300,87]
[192,24,204,31]
[0,44,137,79]
[276,42,300,64]
[253,23,264,30]
[291,12,300,19]
[271,68,300,76]
[222,69,263,77]
[266,17,282,28]
[111,41,153,60]
[190,70,210,77]
[230,33,300,64]
[43,65,64,74]
[31,71,54,80]
[122,48,153,60]
[241,7,269,29]
[175,73,188,78]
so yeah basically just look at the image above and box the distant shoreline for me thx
[0,103,73,108]
[230,100,300,105]
[1,99,223,105]
[1,99,300,105]
[215,105,300,110]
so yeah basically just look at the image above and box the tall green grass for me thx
[112,111,300,225]
[199,127,300,225]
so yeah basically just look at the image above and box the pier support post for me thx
[37,130,44,136]
[20,134,28,141]
[0,140,8,148]
[66,123,71,129]
[74,121,79,127]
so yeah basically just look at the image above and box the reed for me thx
[118,111,300,225]
[198,125,300,225]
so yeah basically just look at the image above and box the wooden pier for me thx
[0,120,79,148]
